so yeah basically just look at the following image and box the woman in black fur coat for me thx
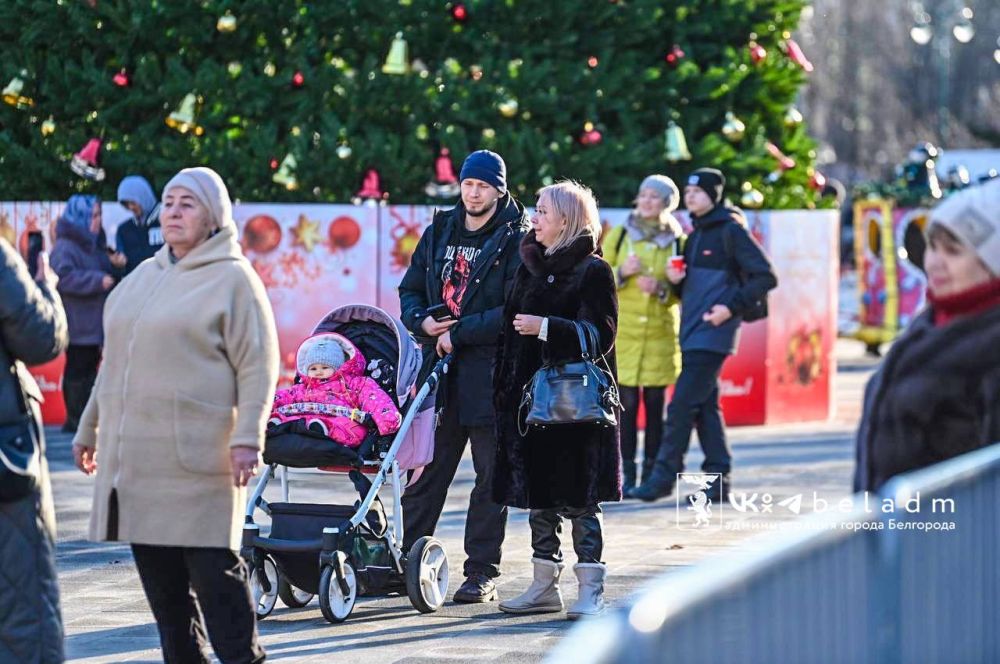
[855,180,1000,492]
[493,181,620,620]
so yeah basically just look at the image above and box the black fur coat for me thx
[854,301,1000,492]
[492,231,622,509]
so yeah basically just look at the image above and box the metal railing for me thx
[546,444,1000,664]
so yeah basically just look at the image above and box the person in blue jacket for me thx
[631,168,777,503]
[114,175,163,276]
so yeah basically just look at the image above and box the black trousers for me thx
[619,386,666,485]
[62,344,100,429]
[530,506,604,565]
[131,545,265,664]
[653,350,731,479]
[401,379,508,578]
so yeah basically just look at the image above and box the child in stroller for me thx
[244,305,450,624]
[269,332,402,446]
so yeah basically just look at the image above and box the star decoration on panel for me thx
[291,214,322,252]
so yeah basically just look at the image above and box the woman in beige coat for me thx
[72,167,278,664]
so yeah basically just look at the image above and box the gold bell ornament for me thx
[165,94,204,136]
[721,111,746,143]
[2,72,34,108]
[381,33,410,75]
[216,11,237,33]
[664,121,692,162]
[272,154,299,191]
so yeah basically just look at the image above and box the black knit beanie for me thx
[687,168,726,206]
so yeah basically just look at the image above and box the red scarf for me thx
[928,278,1000,326]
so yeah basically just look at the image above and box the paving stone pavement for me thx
[51,340,877,663]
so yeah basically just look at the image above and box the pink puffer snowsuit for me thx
[270,333,402,448]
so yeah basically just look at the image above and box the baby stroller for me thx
[241,304,450,623]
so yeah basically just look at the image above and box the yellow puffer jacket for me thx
[604,219,684,387]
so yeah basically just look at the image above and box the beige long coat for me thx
[74,225,278,549]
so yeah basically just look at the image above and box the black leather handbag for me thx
[518,321,620,436]
[0,365,40,502]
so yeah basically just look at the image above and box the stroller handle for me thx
[423,353,452,393]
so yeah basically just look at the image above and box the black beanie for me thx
[459,150,507,194]
[687,168,726,206]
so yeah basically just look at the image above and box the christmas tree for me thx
[0,0,822,209]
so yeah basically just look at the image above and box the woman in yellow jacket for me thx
[603,175,685,494]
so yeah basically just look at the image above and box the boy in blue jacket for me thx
[631,168,777,503]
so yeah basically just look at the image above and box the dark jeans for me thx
[530,506,603,565]
[401,380,508,578]
[62,344,100,429]
[619,386,666,484]
[654,350,731,480]
[131,545,265,664]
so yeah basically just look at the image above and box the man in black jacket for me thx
[398,150,529,602]
[631,168,777,503]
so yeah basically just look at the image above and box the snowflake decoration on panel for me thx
[290,213,322,252]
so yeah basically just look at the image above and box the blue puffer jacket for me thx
[50,195,113,345]
[675,205,777,355]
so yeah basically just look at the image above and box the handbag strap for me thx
[573,321,592,360]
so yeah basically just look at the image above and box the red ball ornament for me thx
[451,4,468,22]
[749,42,767,65]
[291,70,305,88]
[269,158,279,170]
[580,122,603,146]
[329,216,361,251]
[242,215,282,254]
[587,56,599,68]
[112,69,130,87]
[664,44,685,66]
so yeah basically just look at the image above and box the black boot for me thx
[703,474,731,503]
[628,470,674,502]
[453,572,498,603]
[622,460,637,497]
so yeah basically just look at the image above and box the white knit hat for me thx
[928,178,1000,276]
[296,334,349,376]
[639,174,680,212]
[162,166,233,230]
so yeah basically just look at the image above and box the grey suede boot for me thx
[566,562,607,620]
[498,558,564,614]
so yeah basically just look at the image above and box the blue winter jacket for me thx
[675,205,777,355]
[50,196,114,345]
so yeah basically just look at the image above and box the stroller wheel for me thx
[250,556,279,619]
[319,556,357,623]
[278,578,314,608]
[406,536,449,613]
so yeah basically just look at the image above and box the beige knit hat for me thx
[928,178,1000,276]
[162,166,234,230]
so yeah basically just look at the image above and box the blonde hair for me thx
[536,180,602,256]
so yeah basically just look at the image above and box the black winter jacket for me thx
[398,193,529,426]
[676,205,777,355]
[854,304,1000,492]
[493,233,621,509]
[0,239,68,664]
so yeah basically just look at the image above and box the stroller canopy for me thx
[312,304,421,406]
